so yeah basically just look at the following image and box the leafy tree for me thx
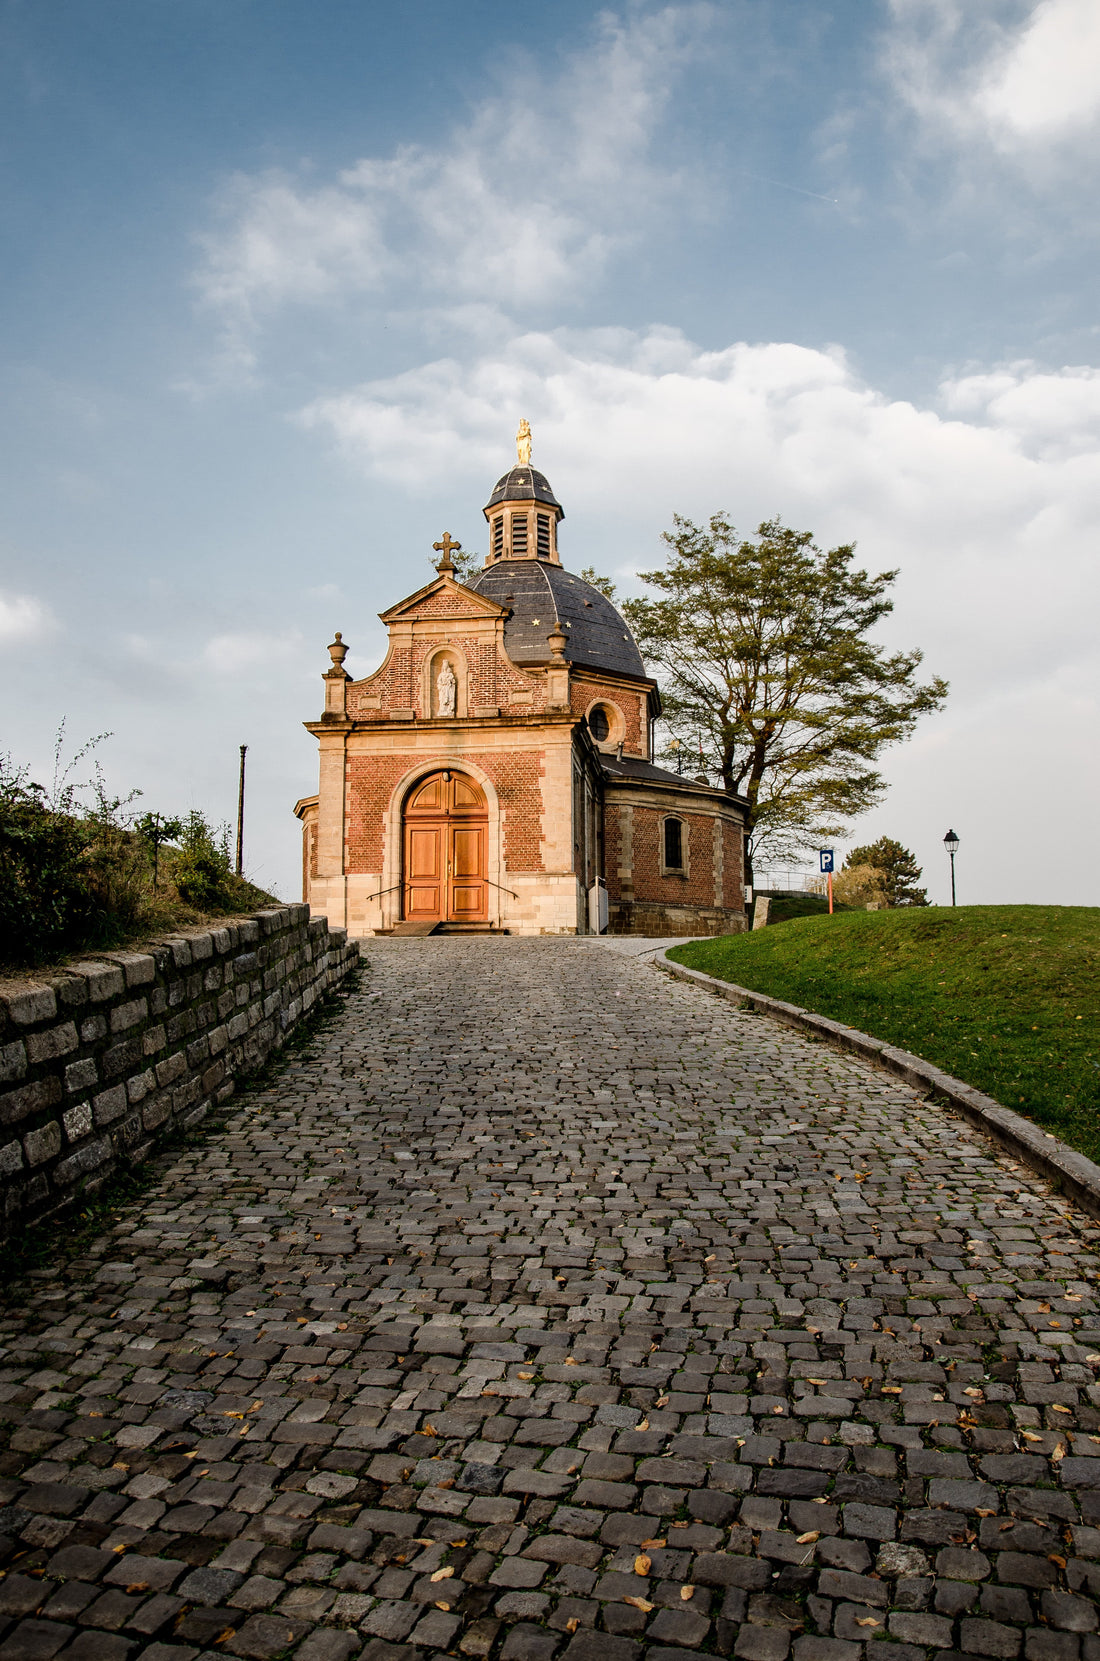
[621,515,948,877]
[845,836,929,906]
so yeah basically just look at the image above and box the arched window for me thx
[663,816,684,871]
[589,707,610,742]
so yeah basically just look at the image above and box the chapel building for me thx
[294,432,749,937]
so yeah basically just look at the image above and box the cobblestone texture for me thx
[0,938,1098,1661]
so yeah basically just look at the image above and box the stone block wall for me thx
[0,905,358,1236]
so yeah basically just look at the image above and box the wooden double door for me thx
[403,771,488,923]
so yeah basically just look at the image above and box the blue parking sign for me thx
[819,849,834,873]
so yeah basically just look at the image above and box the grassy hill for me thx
[669,906,1100,1163]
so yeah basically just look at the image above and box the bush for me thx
[0,762,96,963]
[173,812,236,910]
[0,732,275,969]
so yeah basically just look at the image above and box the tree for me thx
[621,515,948,878]
[845,836,929,906]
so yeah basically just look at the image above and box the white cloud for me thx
[195,7,708,367]
[202,631,303,675]
[884,0,1100,154]
[0,590,52,644]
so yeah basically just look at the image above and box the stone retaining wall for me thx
[0,905,358,1235]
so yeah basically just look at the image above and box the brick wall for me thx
[0,906,357,1237]
[347,640,541,721]
[345,751,546,874]
[632,807,717,906]
[569,677,647,755]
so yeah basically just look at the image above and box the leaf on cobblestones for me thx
[1048,1555,1066,1568]
[1021,1431,1044,1441]
[623,1596,654,1612]
[656,1395,669,1406]
[1052,1404,1071,1412]
[680,1586,695,1600]
[634,1555,651,1576]
[640,1539,665,1550]
[637,1419,649,1431]
[421,1424,439,1435]
[431,1567,454,1582]
[565,1357,577,1365]
[856,1618,881,1627]
[436,1601,452,1611]
[796,1533,819,1544]
[518,1372,534,1380]
[999,1521,1016,1531]
[566,1619,579,1633]
[963,1388,983,1398]
[1051,1445,1066,1462]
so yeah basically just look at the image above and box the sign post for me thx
[819,848,835,914]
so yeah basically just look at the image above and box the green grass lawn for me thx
[669,906,1100,1164]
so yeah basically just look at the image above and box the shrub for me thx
[172,811,236,910]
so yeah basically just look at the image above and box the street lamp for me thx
[943,828,960,907]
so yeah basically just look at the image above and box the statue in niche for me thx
[436,659,457,717]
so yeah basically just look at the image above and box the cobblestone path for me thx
[1,938,1099,1661]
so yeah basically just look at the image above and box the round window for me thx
[589,707,610,741]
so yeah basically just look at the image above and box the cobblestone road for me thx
[1,939,1099,1661]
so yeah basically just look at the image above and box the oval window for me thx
[589,707,610,741]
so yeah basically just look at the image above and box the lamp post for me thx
[236,745,248,877]
[943,828,959,907]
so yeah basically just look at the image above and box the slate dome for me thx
[469,560,648,681]
[484,466,563,514]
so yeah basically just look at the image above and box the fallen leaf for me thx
[215,1631,235,1646]
[796,1532,820,1544]
[974,1509,996,1518]
[1048,1555,1067,1569]
[680,1585,695,1600]
[623,1596,654,1613]
[963,1388,983,1399]
[640,1538,666,1549]
[636,1419,650,1432]
[856,1618,881,1628]
[1051,1444,1066,1462]
[565,1357,578,1366]
[999,1521,1016,1532]
[421,1425,439,1436]
[634,1555,651,1576]
[806,1378,828,1386]
[881,1385,902,1394]
[518,1372,534,1380]
[1052,1404,1071,1413]
[125,1583,149,1594]
[566,1619,580,1634]
[656,1395,669,1407]
[1021,1431,1044,1442]
[435,1602,451,1611]
[771,1405,785,1415]
[430,1567,454,1583]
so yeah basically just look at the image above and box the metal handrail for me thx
[362,883,405,905]
[484,878,519,900]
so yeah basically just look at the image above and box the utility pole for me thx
[236,745,247,876]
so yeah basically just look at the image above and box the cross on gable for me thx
[433,532,462,572]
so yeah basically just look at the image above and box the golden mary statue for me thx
[516,418,532,466]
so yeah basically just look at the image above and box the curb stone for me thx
[657,948,1100,1221]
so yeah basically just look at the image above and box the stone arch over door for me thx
[400,768,492,925]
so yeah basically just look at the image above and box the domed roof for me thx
[484,466,563,515]
[469,560,648,681]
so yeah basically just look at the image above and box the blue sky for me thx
[2,0,1098,904]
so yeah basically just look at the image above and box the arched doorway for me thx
[403,771,488,924]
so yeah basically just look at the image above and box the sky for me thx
[1,0,1097,906]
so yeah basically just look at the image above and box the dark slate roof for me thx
[484,466,563,513]
[468,560,649,680]
[601,752,749,806]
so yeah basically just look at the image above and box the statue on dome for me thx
[516,418,532,466]
[436,659,457,717]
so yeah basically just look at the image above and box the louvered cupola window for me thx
[492,517,504,559]
[511,514,528,555]
[536,513,551,558]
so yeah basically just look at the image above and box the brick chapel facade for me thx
[294,438,749,937]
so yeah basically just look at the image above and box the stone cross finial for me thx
[516,418,532,466]
[433,533,461,573]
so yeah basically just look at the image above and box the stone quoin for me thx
[295,430,750,937]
